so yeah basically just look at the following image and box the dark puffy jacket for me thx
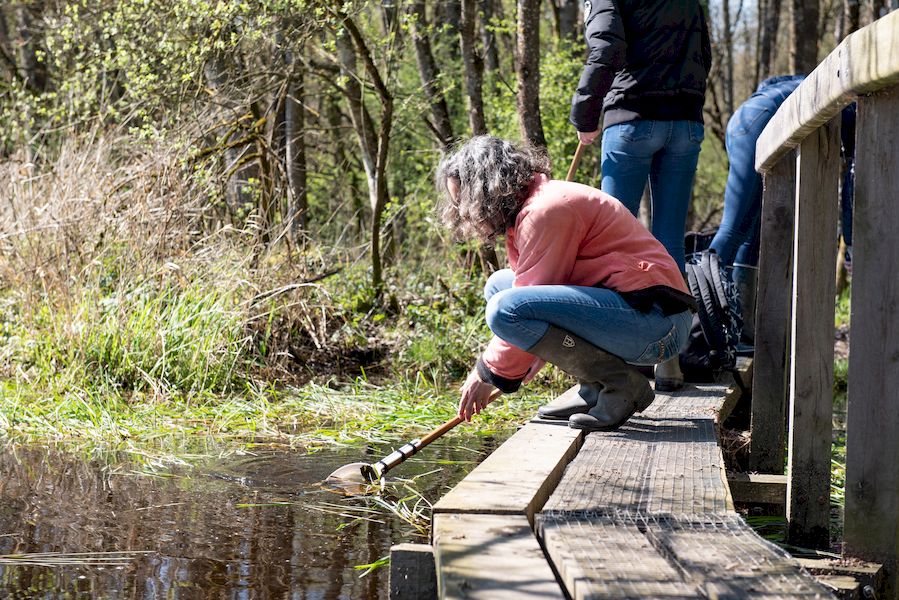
[570,0,712,132]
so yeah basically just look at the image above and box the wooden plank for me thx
[543,414,733,516]
[643,382,733,420]
[432,513,564,599]
[750,154,797,473]
[727,473,788,505]
[755,9,899,172]
[843,87,899,598]
[538,515,699,599]
[796,557,883,596]
[785,117,841,549]
[650,515,835,598]
[539,514,834,599]
[389,544,437,600]
[432,422,582,523]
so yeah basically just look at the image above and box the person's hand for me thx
[458,369,500,422]
[577,129,600,145]
[522,357,546,384]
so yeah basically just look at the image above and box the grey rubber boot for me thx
[654,356,684,392]
[732,265,757,344]
[536,383,601,420]
[529,326,654,431]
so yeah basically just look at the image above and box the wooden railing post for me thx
[750,152,797,474]
[785,117,841,549]
[844,87,899,597]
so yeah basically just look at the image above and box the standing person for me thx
[570,0,712,391]
[435,136,695,432]
[708,75,804,343]
[708,75,855,342]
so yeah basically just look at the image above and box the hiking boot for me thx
[653,356,684,392]
[528,326,653,431]
[536,383,601,420]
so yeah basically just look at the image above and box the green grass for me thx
[0,364,556,451]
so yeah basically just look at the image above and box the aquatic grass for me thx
[0,374,552,462]
[355,555,390,578]
[0,551,152,567]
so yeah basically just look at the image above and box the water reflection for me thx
[0,435,501,599]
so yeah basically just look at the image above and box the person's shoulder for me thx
[526,179,619,220]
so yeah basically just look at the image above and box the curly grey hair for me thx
[435,136,551,242]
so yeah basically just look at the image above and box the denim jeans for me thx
[484,269,692,366]
[601,119,705,272]
[709,75,804,267]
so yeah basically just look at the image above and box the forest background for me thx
[0,0,882,447]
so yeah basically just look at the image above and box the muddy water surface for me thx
[0,435,504,599]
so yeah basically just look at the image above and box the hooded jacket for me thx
[570,0,712,132]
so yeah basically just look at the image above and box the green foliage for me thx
[0,1,730,453]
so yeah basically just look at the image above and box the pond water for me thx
[0,434,506,599]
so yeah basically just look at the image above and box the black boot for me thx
[529,326,654,431]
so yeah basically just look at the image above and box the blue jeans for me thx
[484,269,692,366]
[601,119,705,272]
[710,75,804,267]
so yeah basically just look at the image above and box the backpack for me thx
[680,249,743,383]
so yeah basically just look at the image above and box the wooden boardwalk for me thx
[430,363,836,599]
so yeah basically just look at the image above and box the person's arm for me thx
[570,0,627,135]
[475,201,584,397]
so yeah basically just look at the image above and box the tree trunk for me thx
[843,0,861,36]
[460,0,487,135]
[285,59,307,239]
[791,0,819,73]
[722,0,734,116]
[517,0,546,148]
[550,0,579,42]
[440,0,462,58]
[480,0,500,73]
[15,2,47,93]
[491,0,516,71]
[339,18,394,298]
[409,1,455,148]
[203,54,253,221]
[757,0,783,81]
[0,7,18,83]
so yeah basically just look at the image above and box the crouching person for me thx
[435,136,696,431]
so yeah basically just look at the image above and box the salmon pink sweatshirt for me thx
[479,173,691,383]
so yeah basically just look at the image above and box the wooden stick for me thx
[418,389,503,447]
[565,142,586,182]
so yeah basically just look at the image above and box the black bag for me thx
[680,249,743,382]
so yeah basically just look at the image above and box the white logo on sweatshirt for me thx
[563,335,576,348]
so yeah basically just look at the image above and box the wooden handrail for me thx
[755,9,899,173]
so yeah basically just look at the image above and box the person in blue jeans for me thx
[571,0,712,390]
[708,75,856,341]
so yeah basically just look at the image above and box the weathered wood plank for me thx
[751,154,797,473]
[650,515,835,598]
[786,117,841,549]
[432,422,582,523]
[543,413,733,516]
[539,514,834,599]
[432,513,564,599]
[797,557,883,600]
[390,544,437,600]
[755,9,899,172]
[843,87,899,598]
[643,382,734,420]
[727,473,788,506]
[539,515,699,599]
